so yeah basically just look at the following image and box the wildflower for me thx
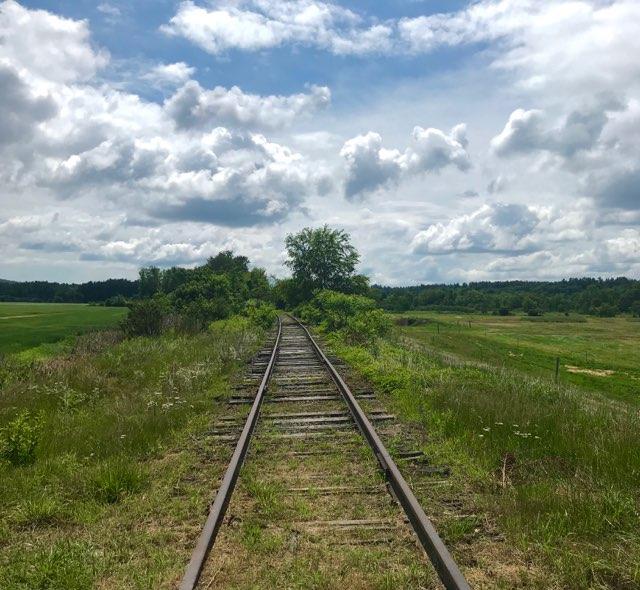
[482,427,490,432]
[120,434,126,439]
[495,422,504,426]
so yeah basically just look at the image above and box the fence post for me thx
[555,356,560,384]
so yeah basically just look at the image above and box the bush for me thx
[0,410,42,466]
[122,296,169,336]
[104,295,128,307]
[343,308,392,345]
[299,290,391,345]
[244,299,278,330]
[171,274,233,325]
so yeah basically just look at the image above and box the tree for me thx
[206,251,249,275]
[139,267,161,298]
[285,226,360,301]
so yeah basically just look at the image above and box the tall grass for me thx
[329,333,640,588]
[0,317,265,587]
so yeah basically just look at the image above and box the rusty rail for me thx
[180,314,471,589]
[179,317,282,590]
[292,315,471,590]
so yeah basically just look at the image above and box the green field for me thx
[0,303,127,356]
[395,311,640,403]
[326,313,640,587]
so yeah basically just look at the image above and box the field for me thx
[0,318,265,588]
[394,311,640,403]
[0,303,127,356]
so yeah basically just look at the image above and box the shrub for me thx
[104,295,128,307]
[121,296,169,337]
[299,290,391,345]
[343,308,392,345]
[244,299,278,330]
[171,274,233,325]
[0,410,42,466]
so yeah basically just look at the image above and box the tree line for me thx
[372,277,640,317]
[0,278,138,304]
[2,233,639,318]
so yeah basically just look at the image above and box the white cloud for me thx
[399,1,640,96]
[161,0,393,55]
[0,0,109,83]
[165,81,330,130]
[340,125,470,199]
[0,63,57,148]
[144,62,196,87]
[491,99,624,158]
[0,1,332,236]
[411,203,543,255]
[1,0,639,283]
[97,3,121,18]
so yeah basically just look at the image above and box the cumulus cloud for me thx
[0,63,57,147]
[399,1,640,96]
[161,0,393,56]
[411,203,543,255]
[588,167,640,211]
[165,81,330,130]
[0,0,109,82]
[491,99,624,158]
[340,125,470,199]
[144,62,196,87]
[161,0,640,104]
[0,1,331,234]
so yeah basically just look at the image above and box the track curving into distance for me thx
[180,314,470,590]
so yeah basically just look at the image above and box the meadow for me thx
[326,323,640,588]
[0,303,127,356]
[0,317,265,588]
[394,311,640,403]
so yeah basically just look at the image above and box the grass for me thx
[395,311,640,403]
[0,302,127,356]
[325,330,640,589]
[0,316,265,589]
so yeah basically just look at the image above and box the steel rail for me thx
[179,316,282,590]
[291,315,471,590]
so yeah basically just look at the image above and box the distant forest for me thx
[371,278,640,317]
[2,274,640,317]
[0,278,138,305]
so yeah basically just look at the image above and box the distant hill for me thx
[0,278,15,284]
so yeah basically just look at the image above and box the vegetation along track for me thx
[181,315,470,589]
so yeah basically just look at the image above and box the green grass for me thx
[0,317,265,588]
[0,302,127,356]
[395,311,640,403]
[326,330,640,589]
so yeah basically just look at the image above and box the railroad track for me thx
[180,315,470,589]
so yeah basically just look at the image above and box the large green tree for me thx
[284,226,365,302]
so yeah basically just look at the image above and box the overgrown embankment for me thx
[325,329,640,588]
[0,317,266,589]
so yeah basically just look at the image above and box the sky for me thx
[0,0,639,285]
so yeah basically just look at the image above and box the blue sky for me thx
[1,0,639,283]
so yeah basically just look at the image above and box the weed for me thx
[0,410,42,466]
[89,457,147,504]
[12,495,67,528]
[0,540,96,590]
